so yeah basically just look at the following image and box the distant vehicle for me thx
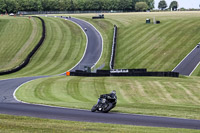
[197,44,200,48]
[9,13,14,16]
[84,28,87,31]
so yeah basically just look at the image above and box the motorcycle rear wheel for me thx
[102,103,113,113]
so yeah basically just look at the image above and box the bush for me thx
[135,2,149,12]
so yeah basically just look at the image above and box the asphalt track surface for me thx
[173,45,200,76]
[0,17,200,130]
[67,17,103,71]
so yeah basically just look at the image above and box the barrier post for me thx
[66,71,70,76]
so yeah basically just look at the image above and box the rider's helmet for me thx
[111,90,116,95]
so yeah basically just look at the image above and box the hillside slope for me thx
[0,17,86,78]
[0,16,41,71]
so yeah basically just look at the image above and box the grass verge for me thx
[0,114,199,133]
[0,16,42,71]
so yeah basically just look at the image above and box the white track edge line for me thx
[63,18,89,72]
[172,46,197,71]
[189,61,200,76]
[73,17,104,69]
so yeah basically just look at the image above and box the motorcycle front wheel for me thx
[91,105,97,112]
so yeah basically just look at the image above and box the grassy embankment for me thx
[2,12,200,131]
[0,16,42,72]
[16,76,200,120]
[70,12,200,72]
[1,114,199,133]
[15,12,200,120]
[0,16,86,79]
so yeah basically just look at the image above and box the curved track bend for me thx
[0,17,199,130]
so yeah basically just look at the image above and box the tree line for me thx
[0,0,154,13]
[158,0,178,11]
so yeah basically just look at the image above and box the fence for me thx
[17,10,123,15]
[110,25,118,70]
[69,69,179,77]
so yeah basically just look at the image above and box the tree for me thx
[118,0,132,11]
[158,0,167,10]
[0,0,7,13]
[169,1,178,11]
[0,0,155,12]
[146,0,154,9]
[135,2,148,11]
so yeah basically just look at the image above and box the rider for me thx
[98,90,117,105]
[100,90,116,99]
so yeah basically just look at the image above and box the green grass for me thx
[16,76,200,120]
[49,14,114,70]
[63,12,200,71]
[191,64,200,76]
[2,12,200,130]
[0,17,86,79]
[0,16,42,71]
[0,114,199,133]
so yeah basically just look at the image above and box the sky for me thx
[154,0,200,9]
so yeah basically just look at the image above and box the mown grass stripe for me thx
[160,20,200,66]
[4,17,85,77]
[73,12,200,72]
[117,23,161,52]
[145,19,198,70]
[117,21,171,60]
[117,21,173,68]
[66,77,89,102]
[35,19,68,75]
[16,75,200,119]
[4,18,38,69]
[136,20,187,66]
[30,18,63,72]
[0,17,33,71]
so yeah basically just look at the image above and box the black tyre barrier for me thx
[69,69,179,77]
[110,25,117,70]
[92,16,104,19]
[92,14,104,19]
[0,16,45,75]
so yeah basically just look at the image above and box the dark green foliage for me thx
[169,1,178,11]
[158,0,167,10]
[135,2,149,11]
[0,0,154,13]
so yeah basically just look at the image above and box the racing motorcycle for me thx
[91,94,117,113]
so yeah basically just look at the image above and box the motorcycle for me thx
[91,95,117,113]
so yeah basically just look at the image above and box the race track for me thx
[0,17,199,130]
[173,45,200,76]
[68,17,103,71]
